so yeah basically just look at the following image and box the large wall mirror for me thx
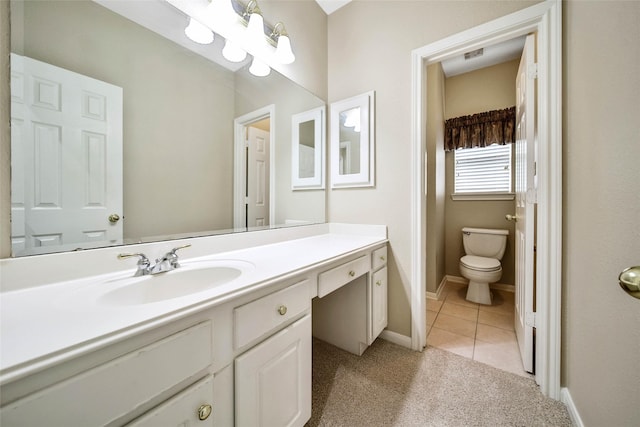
[6,0,326,257]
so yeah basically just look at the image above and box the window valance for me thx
[444,107,516,151]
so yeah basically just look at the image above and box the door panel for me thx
[10,54,123,255]
[514,34,537,374]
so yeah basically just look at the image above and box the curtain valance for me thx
[444,107,516,151]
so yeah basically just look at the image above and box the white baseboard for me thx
[444,275,515,293]
[379,329,412,349]
[426,276,448,300]
[561,388,584,427]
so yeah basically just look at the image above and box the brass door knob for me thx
[277,305,288,315]
[108,213,120,223]
[505,214,519,222]
[198,404,212,421]
[619,266,640,299]
[376,280,383,286]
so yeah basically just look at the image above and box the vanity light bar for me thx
[172,0,295,72]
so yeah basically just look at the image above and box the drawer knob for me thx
[348,270,356,277]
[380,256,386,261]
[198,404,212,421]
[376,280,382,286]
[277,305,288,315]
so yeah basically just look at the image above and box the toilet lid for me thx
[460,255,501,272]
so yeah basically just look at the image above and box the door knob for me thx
[108,213,120,224]
[619,266,640,299]
[505,214,519,222]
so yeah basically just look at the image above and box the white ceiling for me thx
[441,36,526,77]
[315,0,351,15]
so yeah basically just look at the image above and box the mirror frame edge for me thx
[1,0,11,258]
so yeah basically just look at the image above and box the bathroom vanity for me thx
[0,224,387,426]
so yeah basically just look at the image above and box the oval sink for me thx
[98,260,254,305]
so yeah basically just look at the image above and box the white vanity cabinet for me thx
[370,246,388,341]
[235,315,311,427]
[312,243,388,356]
[0,321,214,426]
[0,229,388,427]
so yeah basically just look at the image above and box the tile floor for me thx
[426,280,532,378]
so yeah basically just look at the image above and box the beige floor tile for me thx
[433,313,477,339]
[476,323,517,345]
[494,289,515,304]
[427,327,475,359]
[444,286,480,309]
[426,310,438,326]
[440,301,478,322]
[473,340,531,378]
[478,291,514,315]
[426,298,443,313]
[478,310,514,331]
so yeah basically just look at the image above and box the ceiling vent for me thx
[464,48,484,60]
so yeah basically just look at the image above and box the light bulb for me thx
[184,18,214,45]
[223,39,247,62]
[246,11,268,50]
[275,34,295,64]
[249,57,270,77]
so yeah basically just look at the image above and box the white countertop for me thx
[0,228,386,384]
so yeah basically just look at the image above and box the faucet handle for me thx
[158,244,191,268]
[117,253,151,276]
[168,244,191,256]
[117,252,150,265]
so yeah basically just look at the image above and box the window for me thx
[454,144,512,196]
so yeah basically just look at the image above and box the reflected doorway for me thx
[233,105,275,230]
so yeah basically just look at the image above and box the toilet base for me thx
[466,281,493,305]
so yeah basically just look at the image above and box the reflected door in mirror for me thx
[10,54,123,255]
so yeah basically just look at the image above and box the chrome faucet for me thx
[118,244,191,276]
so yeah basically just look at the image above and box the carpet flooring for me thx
[308,338,572,427]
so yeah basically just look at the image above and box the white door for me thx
[10,54,123,255]
[514,34,537,374]
[246,126,270,228]
[235,315,311,427]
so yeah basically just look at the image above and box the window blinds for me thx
[454,144,512,193]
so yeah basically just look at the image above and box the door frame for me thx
[410,0,562,398]
[233,105,276,229]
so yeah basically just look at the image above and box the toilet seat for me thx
[460,255,501,272]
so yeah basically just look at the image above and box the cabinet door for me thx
[235,314,311,427]
[371,267,388,341]
[127,375,214,427]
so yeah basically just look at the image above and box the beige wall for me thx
[426,63,446,294]
[260,0,328,101]
[562,1,640,424]
[327,0,536,336]
[444,59,519,285]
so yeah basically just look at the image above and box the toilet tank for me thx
[462,227,509,260]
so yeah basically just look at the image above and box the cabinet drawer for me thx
[318,254,370,298]
[372,245,388,271]
[0,322,213,426]
[127,375,214,427]
[234,278,311,349]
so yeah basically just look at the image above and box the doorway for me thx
[233,105,276,230]
[425,44,533,377]
[410,1,562,398]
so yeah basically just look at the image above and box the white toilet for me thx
[459,227,509,305]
